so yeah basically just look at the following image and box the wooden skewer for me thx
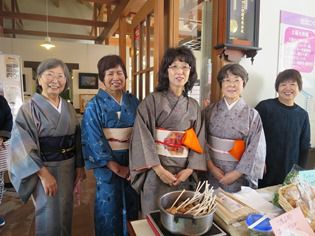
[170,189,186,209]
[184,203,200,215]
[175,197,190,210]
[193,205,209,216]
[196,181,201,192]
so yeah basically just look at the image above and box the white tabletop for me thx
[130,219,155,236]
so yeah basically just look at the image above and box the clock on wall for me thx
[215,0,261,63]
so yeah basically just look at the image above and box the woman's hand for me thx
[207,160,224,181]
[153,165,177,186]
[173,168,193,186]
[107,161,130,179]
[37,167,57,197]
[219,170,242,185]
[74,167,86,186]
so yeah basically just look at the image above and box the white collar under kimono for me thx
[108,92,123,119]
[48,98,63,113]
[224,97,240,110]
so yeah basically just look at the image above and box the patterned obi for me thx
[103,127,132,151]
[155,128,189,158]
[208,136,245,162]
[39,135,75,162]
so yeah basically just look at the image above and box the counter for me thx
[128,185,281,236]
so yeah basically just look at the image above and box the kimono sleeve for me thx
[236,110,266,180]
[186,100,207,171]
[8,103,42,203]
[129,95,161,174]
[74,125,84,168]
[81,101,114,169]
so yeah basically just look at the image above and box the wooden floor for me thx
[0,170,96,236]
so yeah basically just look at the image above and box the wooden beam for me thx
[1,11,109,27]
[131,0,154,29]
[95,0,129,43]
[107,36,131,47]
[51,0,60,8]
[80,0,119,3]
[3,28,96,40]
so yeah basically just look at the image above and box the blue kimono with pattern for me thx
[81,89,139,236]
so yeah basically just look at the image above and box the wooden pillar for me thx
[11,0,15,38]
[119,16,127,65]
[167,0,179,47]
[153,0,164,87]
[0,0,4,36]
[210,0,226,103]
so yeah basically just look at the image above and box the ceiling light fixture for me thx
[40,0,55,50]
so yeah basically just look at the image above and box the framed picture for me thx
[79,94,95,113]
[78,73,98,89]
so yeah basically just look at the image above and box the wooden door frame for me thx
[130,0,164,100]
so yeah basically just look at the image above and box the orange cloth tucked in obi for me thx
[182,128,203,154]
[155,128,203,156]
[228,139,245,161]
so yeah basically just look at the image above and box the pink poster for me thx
[280,11,315,73]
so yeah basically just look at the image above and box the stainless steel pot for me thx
[159,190,215,236]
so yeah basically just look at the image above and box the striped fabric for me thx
[0,141,9,172]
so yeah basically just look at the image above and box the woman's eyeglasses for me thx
[168,64,191,72]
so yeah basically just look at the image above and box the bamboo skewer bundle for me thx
[166,181,217,216]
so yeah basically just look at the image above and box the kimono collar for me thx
[97,89,124,105]
[220,97,246,110]
[165,89,185,99]
[224,97,240,110]
[32,93,64,113]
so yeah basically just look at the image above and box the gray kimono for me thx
[203,98,266,192]
[129,91,206,216]
[8,93,83,236]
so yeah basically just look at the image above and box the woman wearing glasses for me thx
[8,58,85,236]
[129,46,206,216]
[203,63,266,192]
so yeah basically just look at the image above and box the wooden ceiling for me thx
[0,0,146,44]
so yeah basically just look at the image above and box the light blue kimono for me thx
[81,89,139,236]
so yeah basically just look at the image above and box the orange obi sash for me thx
[103,127,132,151]
[155,128,203,158]
[208,136,245,161]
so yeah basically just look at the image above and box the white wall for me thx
[238,0,315,146]
[0,37,119,109]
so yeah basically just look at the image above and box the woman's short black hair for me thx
[156,46,197,96]
[275,69,302,92]
[97,55,127,82]
[217,63,248,88]
[36,58,70,93]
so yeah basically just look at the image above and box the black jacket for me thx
[0,95,13,139]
